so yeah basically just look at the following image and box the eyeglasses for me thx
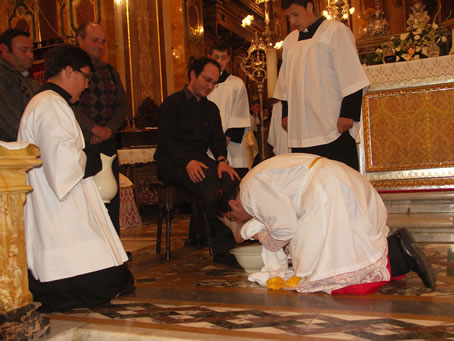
[199,73,218,86]
[77,69,91,81]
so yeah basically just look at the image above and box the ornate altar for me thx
[0,144,49,340]
[360,55,454,191]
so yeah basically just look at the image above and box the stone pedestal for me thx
[0,144,49,340]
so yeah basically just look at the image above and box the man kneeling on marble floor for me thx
[18,44,135,313]
[216,153,436,294]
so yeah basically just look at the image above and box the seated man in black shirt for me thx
[154,57,241,266]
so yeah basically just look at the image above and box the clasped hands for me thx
[90,124,112,145]
[186,159,240,183]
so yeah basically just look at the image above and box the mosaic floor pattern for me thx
[48,214,454,340]
[53,299,454,340]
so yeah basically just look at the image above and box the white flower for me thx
[415,28,422,35]
[442,36,447,43]
[432,23,438,30]
[416,46,421,52]
[402,53,410,61]
[396,56,400,61]
[376,48,383,53]
[395,47,401,52]
[422,47,428,56]
[400,33,410,40]
[414,55,420,59]
[414,35,421,40]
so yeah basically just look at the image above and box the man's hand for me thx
[226,136,231,146]
[281,116,288,132]
[186,160,208,183]
[90,135,104,145]
[217,161,240,181]
[91,125,112,141]
[337,117,353,133]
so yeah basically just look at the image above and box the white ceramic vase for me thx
[93,153,118,203]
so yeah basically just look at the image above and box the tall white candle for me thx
[266,47,278,98]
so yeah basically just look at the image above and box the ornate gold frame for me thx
[362,82,454,190]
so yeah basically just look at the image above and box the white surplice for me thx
[207,74,251,168]
[276,20,370,148]
[267,101,290,155]
[18,90,128,282]
[239,154,390,293]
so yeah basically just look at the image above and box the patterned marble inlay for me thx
[49,222,454,340]
[54,300,454,339]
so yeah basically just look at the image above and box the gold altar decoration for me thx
[0,144,41,312]
[362,83,454,190]
[322,0,355,22]
[0,144,48,340]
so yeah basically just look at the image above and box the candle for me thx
[266,47,278,98]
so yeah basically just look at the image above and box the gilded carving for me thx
[0,193,32,313]
[184,0,203,46]
[0,145,41,314]
[58,0,101,39]
[7,0,38,40]
[371,177,454,189]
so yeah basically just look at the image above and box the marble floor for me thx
[45,213,454,340]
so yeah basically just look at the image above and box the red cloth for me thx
[331,256,406,295]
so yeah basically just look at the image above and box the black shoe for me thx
[394,228,436,289]
[126,251,133,261]
[213,252,240,268]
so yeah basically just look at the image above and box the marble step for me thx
[387,213,454,242]
[381,191,454,214]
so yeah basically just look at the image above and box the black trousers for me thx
[292,131,359,171]
[158,155,236,256]
[28,264,134,313]
[90,138,121,236]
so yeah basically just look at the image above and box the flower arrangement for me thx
[364,1,449,65]
[365,22,448,65]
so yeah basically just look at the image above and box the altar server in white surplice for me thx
[18,44,134,313]
[216,154,436,294]
[277,0,370,170]
[267,101,289,155]
[207,40,252,178]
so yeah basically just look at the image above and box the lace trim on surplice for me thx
[295,251,390,294]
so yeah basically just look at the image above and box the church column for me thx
[0,144,48,340]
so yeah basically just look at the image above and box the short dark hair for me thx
[208,40,230,55]
[187,56,220,81]
[0,28,30,50]
[215,182,240,216]
[75,22,92,42]
[281,0,313,9]
[44,44,93,80]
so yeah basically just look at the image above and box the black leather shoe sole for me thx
[395,228,436,289]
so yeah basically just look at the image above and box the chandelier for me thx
[322,0,355,21]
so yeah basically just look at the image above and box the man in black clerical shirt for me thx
[155,57,241,266]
